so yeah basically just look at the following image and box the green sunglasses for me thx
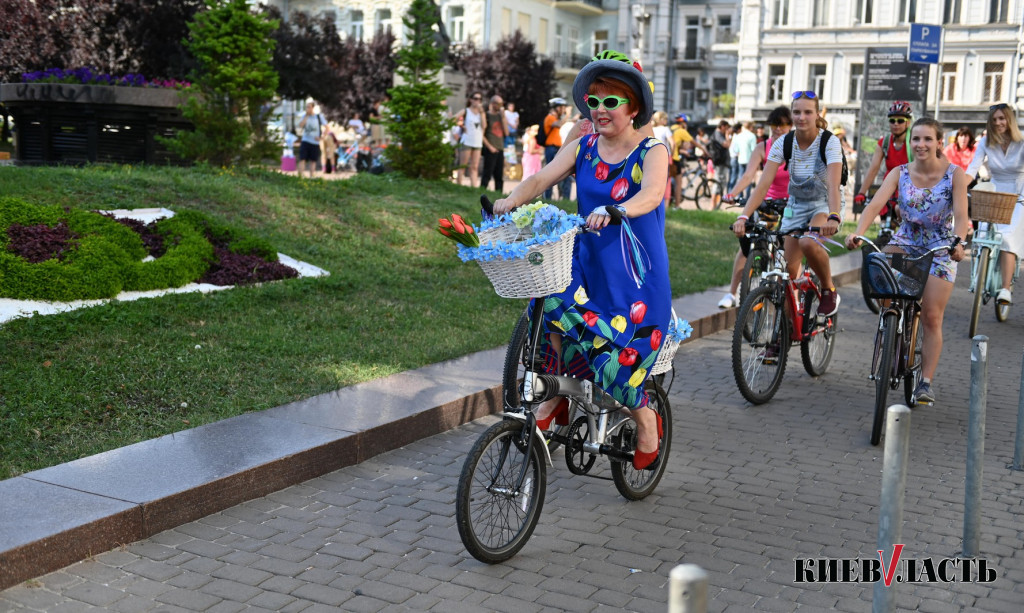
[585,94,630,110]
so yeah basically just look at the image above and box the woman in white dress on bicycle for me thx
[964,103,1024,304]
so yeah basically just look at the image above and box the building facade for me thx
[735,0,1024,138]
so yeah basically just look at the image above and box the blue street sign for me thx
[908,23,942,64]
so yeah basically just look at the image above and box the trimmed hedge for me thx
[0,198,290,301]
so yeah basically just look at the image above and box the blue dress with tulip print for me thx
[533,134,672,410]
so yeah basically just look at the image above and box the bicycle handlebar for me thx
[480,195,622,226]
[852,235,955,255]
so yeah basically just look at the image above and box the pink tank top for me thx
[765,137,790,200]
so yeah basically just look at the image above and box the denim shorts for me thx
[779,197,830,233]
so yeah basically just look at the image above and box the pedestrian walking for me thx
[456,93,484,187]
[481,95,509,192]
[297,101,326,179]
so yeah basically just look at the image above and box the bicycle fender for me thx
[500,412,554,467]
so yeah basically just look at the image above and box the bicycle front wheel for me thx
[801,288,838,377]
[456,419,547,563]
[969,246,990,337]
[871,313,899,446]
[732,284,789,404]
[611,380,673,500]
[904,310,923,406]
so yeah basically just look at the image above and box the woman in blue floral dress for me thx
[847,118,968,404]
[493,54,671,469]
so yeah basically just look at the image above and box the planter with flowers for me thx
[0,67,193,166]
[438,203,584,299]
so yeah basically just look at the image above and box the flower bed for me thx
[0,198,301,302]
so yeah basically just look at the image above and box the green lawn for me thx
[0,165,744,478]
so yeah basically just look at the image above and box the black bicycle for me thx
[860,206,897,314]
[456,198,673,563]
[855,236,951,445]
[736,197,788,307]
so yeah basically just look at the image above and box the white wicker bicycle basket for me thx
[475,222,579,299]
[651,308,682,375]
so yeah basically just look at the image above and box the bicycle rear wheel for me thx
[680,171,701,207]
[871,312,899,446]
[456,419,547,563]
[739,247,769,307]
[801,288,838,377]
[904,310,923,406]
[611,380,672,500]
[732,284,789,404]
[969,246,990,338]
[692,179,720,210]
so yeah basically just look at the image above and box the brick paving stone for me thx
[164,569,215,590]
[156,586,222,610]
[59,582,126,607]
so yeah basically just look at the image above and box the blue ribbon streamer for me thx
[618,216,651,288]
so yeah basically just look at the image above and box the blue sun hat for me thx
[572,53,654,129]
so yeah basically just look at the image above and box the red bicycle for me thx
[731,226,840,404]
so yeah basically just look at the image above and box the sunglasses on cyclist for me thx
[791,91,817,100]
[889,118,908,124]
[990,103,1010,111]
[585,94,630,110]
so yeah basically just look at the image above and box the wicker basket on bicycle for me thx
[861,246,934,300]
[651,309,690,375]
[969,189,1017,224]
[474,221,579,299]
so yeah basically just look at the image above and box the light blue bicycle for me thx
[968,216,1020,338]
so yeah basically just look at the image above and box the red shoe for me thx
[535,398,570,431]
[632,412,664,471]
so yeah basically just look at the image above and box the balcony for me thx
[672,47,708,68]
[552,52,591,79]
[553,0,604,17]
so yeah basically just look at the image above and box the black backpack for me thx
[782,129,849,187]
[708,138,730,166]
[537,119,552,147]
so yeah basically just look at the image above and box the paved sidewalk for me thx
[4,259,1024,612]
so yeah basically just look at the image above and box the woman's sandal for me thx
[535,398,570,431]
[632,411,664,471]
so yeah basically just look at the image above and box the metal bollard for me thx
[1012,347,1024,471]
[963,336,988,557]
[668,564,708,613]
[873,404,911,613]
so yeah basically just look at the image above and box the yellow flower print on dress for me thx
[631,162,643,184]
[610,315,627,333]
[550,320,565,331]
[628,367,647,388]
[593,336,607,348]
[574,286,589,305]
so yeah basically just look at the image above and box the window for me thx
[773,0,790,26]
[448,6,465,42]
[684,17,699,60]
[941,63,957,102]
[899,0,918,23]
[983,62,1004,101]
[768,65,786,102]
[813,0,831,27]
[989,0,1009,23]
[568,26,579,56]
[680,77,696,109]
[712,77,729,97]
[944,0,961,23]
[501,8,512,37]
[593,30,608,56]
[518,12,530,35]
[538,19,548,53]
[849,63,864,102]
[808,64,827,96]
[375,9,392,34]
[855,0,873,24]
[716,15,733,43]
[350,10,364,40]
[555,24,563,54]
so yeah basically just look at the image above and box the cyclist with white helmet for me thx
[855,101,914,218]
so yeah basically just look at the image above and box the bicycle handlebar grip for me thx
[606,206,623,226]
[480,195,495,216]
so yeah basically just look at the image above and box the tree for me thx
[384,0,453,180]
[266,6,346,109]
[0,0,70,83]
[331,30,396,123]
[162,0,279,167]
[450,32,555,130]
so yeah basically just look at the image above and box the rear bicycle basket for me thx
[861,245,933,300]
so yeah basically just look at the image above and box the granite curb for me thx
[0,252,861,589]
